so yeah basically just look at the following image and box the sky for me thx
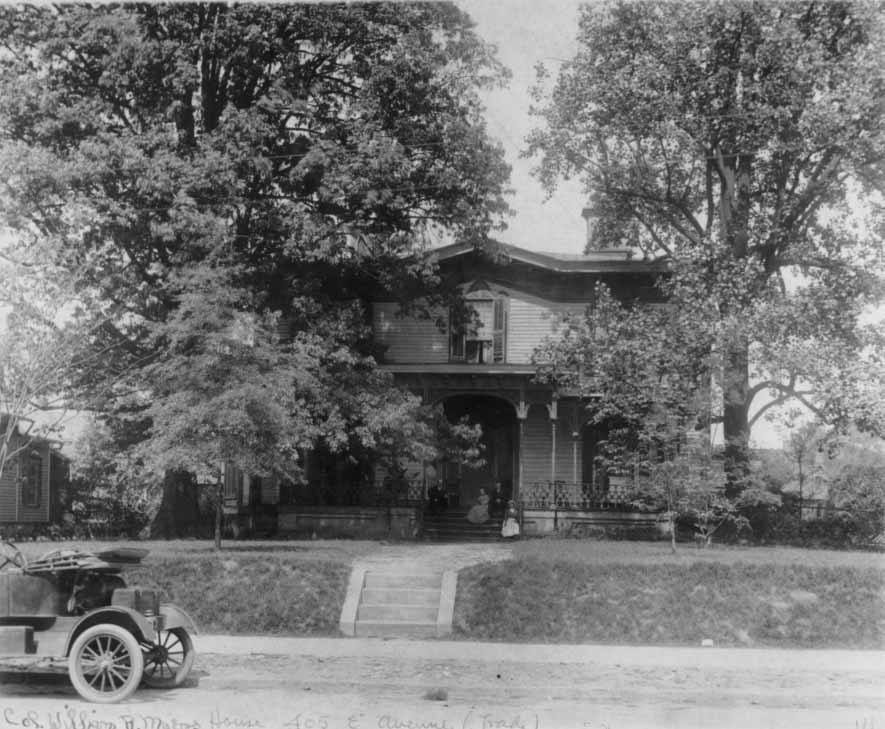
[457,0,589,254]
[455,1,796,448]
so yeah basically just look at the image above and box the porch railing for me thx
[518,478,636,511]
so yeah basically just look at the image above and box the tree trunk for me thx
[214,480,224,550]
[150,469,204,539]
[723,337,751,498]
[718,150,754,496]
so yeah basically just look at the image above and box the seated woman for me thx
[466,488,490,524]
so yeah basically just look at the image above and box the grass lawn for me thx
[11,538,885,647]
[454,539,885,649]
[15,539,377,636]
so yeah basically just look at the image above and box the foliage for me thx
[0,262,98,483]
[769,512,867,549]
[817,432,885,540]
[749,448,793,491]
[0,4,511,515]
[533,282,782,549]
[67,418,159,538]
[528,1,885,484]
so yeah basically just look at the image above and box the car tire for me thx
[142,628,195,688]
[68,623,144,703]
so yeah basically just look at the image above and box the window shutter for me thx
[449,310,465,359]
[492,298,507,363]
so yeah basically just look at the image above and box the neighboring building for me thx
[223,239,670,539]
[0,416,71,536]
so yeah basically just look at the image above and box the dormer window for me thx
[450,290,507,364]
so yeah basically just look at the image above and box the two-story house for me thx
[219,239,669,539]
[372,241,668,537]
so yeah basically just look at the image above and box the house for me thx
[0,416,71,537]
[222,239,669,539]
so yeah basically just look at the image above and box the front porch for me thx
[269,475,664,541]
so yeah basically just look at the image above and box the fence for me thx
[518,478,636,511]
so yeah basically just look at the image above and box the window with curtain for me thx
[450,296,507,364]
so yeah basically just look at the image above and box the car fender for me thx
[160,603,198,634]
[64,607,159,655]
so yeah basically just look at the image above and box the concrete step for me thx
[360,587,440,605]
[422,527,503,542]
[363,572,442,589]
[357,604,439,622]
[354,620,437,638]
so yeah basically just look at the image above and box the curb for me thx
[338,566,366,637]
[436,570,457,637]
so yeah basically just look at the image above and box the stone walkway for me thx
[353,542,515,574]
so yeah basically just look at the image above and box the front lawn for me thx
[11,538,884,647]
[454,542,885,648]
[16,540,370,635]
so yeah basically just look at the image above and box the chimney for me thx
[581,206,595,249]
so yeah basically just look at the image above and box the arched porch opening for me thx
[438,394,518,509]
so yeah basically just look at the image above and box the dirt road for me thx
[2,637,883,729]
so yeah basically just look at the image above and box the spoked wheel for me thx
[0,541,25,571]
[68,624,144,703]
[141,628,194,688]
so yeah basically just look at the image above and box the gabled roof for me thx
[432,241,669,275]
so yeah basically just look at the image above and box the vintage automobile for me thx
[0,540,196,703]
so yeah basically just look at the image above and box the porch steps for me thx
[353,571,447,638]
[422,511,503,542]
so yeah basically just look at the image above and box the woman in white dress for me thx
[501,500,520,539]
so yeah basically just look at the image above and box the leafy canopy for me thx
[528,1,885,475]
[0,3,511,483]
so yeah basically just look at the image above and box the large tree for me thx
[0,3,510,534]
[528,1,885,485]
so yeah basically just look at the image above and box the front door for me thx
[441,394,516,509]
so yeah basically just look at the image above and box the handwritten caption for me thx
[0,707,566,729]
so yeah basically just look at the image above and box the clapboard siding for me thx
[0,451,17,521]
[507,294,586,364]
[373,303,449,364]
[373,291,586,365]
[519,405,583,490]
[0,435,51,523]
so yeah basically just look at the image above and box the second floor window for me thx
[451,297,507,364]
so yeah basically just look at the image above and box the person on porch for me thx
[490,481,506,518]
[428,482,447,514]
[501,500,520,539]
[466,488,490,524]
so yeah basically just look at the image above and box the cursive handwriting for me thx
[0,703,617,729]
[377,718,452,729]
[209,711,261,729]
[283,715,329,729]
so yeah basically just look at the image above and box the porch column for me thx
[516,400,529,501]
[546,395,558,483]
[570,405,580,485]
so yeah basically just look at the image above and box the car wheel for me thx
[68,624,144,703]
[141,628,195,688]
